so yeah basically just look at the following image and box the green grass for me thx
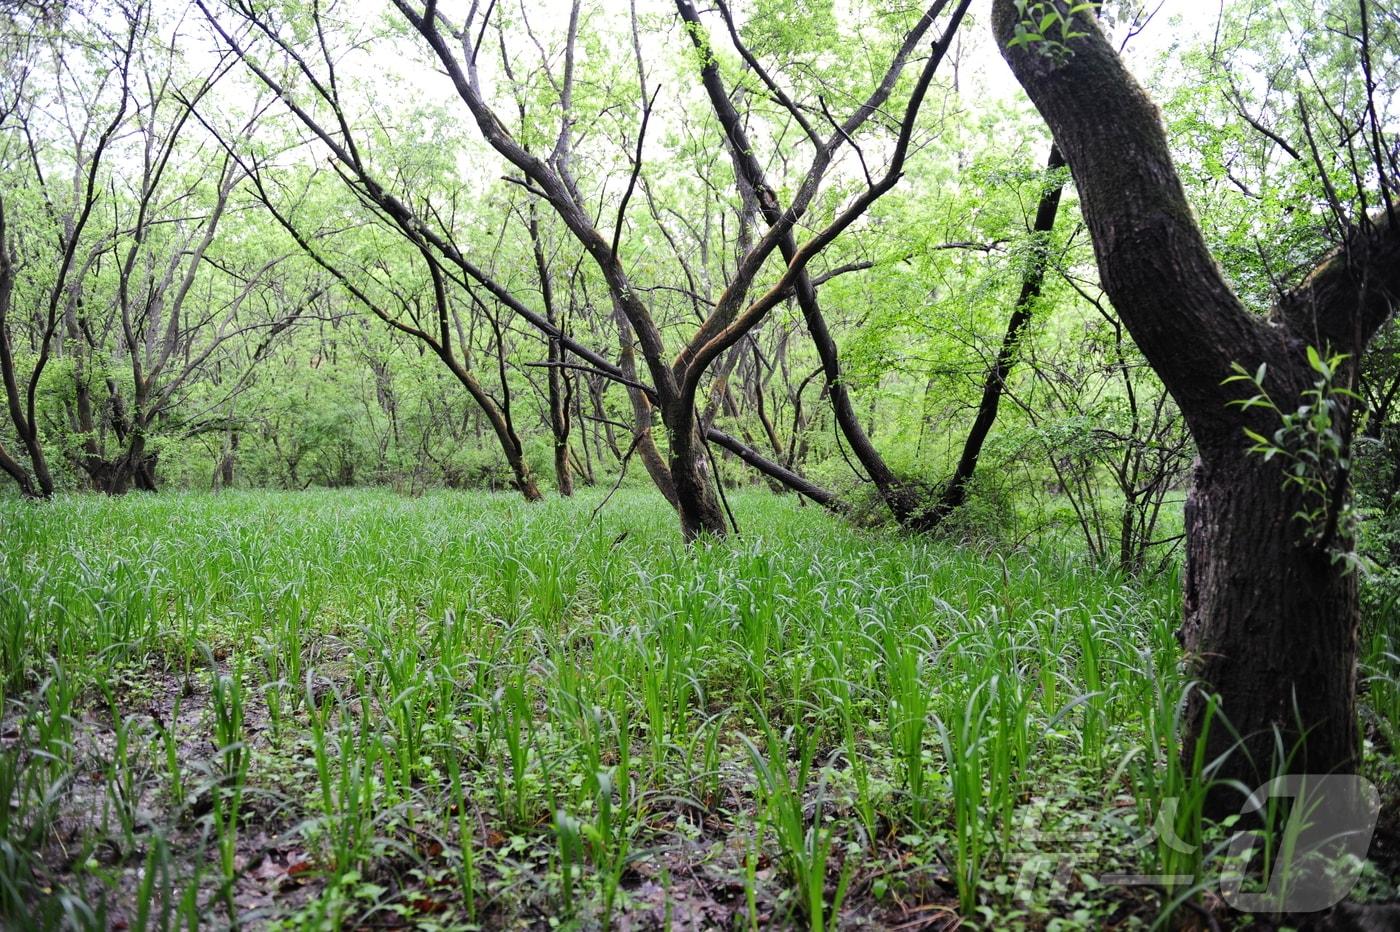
[0,488,1394,929]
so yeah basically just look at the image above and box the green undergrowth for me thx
[0,489,1396,929]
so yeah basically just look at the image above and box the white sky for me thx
[45,0,1223,230]
[226,0,1217,108]
[962,0,1213,100]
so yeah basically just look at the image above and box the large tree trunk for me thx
[992,0,1399,807]
[1182,454,1360,789]
[505,448,542,501]
[91,461,136,495]
[663,410,728,541]
[135,448,159,492]
[89,433,160,495]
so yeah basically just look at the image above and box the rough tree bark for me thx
[993,0,1400,803]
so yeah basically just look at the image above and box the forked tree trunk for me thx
[510,457,543,501]
[993,0,1399,806]
[664,411,728,541]
[676,0,926,530]
[87,431,159,495]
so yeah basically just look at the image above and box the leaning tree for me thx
[993,0,1399,797]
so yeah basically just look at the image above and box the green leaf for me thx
[1306,345,1323,373]
[1242,428,1271,446]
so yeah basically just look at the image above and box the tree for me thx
[675,0,940,529]
[992,0,1399,799]
[199,0,970,539]
[407,0,976,538]
[0,2,304,496]
[932,143,1066,525]
[67,71,300,493]
[0,3,136,497]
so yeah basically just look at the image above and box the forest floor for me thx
[1,489,1397,930]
